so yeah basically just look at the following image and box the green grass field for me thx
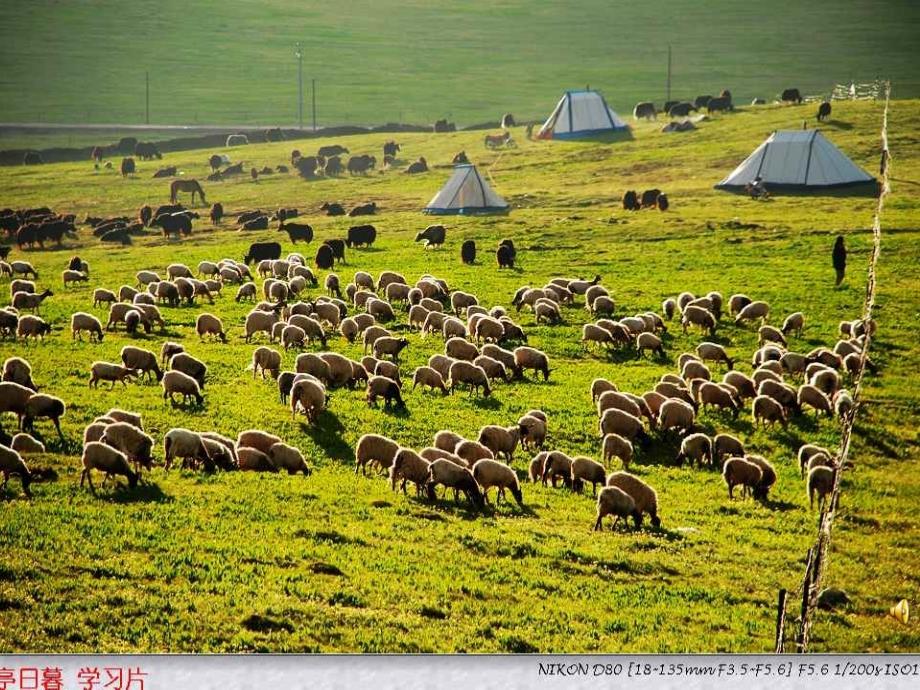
[0,100,919,652]
[0,0,918,131]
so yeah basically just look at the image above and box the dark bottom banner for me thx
[0,654,918,689]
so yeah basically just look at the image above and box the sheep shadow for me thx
[95,482,173,504]
[825,119,854,130]
[297,412,354,464]
[759,498,798,513]
[470,396,502,410]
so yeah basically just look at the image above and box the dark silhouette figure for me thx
[833,236,847,285]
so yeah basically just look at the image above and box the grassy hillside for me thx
[0,0,917,129]
[0,100,918,652]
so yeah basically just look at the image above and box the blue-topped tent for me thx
[537,89,628,139]
[423,164,509,215]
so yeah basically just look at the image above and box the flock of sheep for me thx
[0,235,874,533]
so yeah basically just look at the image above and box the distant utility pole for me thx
[294,42,304,129]
[312,79,316,131]
[145,71,150,124]
[666,45,672,104]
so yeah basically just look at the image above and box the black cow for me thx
[153,204,184,219]
[345,225,376,248]
[383,141,400,157]
[100,228,131,244]
[37,219,77,246]
[817,102,832,122]
[640,189,661,208]
[496,244,515,269]
[208,154,223,171]
[318,144,348,157]
[135,142,162,160]
[222,162,245,176]
[460,239,476,265]
[152,166,177,178]
[210,203,224,225]
[324,238,346,263]
[121,158,136,176]
[501,113,516,128]
[273,208,298,221]
[241,216,269,231]
[280,221,314,244]
[667,102,695,118]
[694,95,713,109]
[622,190,640,211]
[321,202,346,216]
[265,128,284,142]
[663,100,679,113]
[23,152,43,165]
[782,88,803,104]
[415,225,446,248]
[139,205,152,226]
[153,213,192,238]
[348,202,377,217]
[346,155,376,175]
[315,244,335,270]
[633,102,657,120]
[244,242,282,264]
[707,97,732,113]
[657,194,669,212]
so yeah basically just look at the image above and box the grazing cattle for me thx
[496,243,515,269]
[244,242,282,264]
[324,156,343,176]
[318,144,348,157]
[383,141,400,157]
[273,208,298,221]
[720,89,733,106]
[315,244,335,270]
[290,149,302,165]
[134,142,162,160]
[405,157,428,174]
[265,128,284,142]
[295,156,323,178]
[100,228,131,244]
[640,189,661,208]
[121,158,136,176]
[434,119,455,133]
[707,97,732,113]
[347,155,376,175]
[622,190,640,211]
[346,225,376,249]
[207,171,223,182]
[817,102,832,122]
[276,165,289,173]
[383,154,396,168]
[208,154,223,171]
[321,202,345,216]
[324,238,346,263]
[694,95,713,109]
[170,179,206,205]
[348,202,376,217]
[240,216,269,231]
[501,113,516,128]
[222,162,244,176]
[152,213,192,238]
[782,88,803,104]
[280,221,313,244]
[663,100,679,113]
[633,102,657,120]
[667,101,695,118]
[415,225,445,248]
[152,166,178,178]
[210,203,224,225]
[139,205,152,226]
[91,146,105,162]
[226,134,249,147]
[460,240,476,265]
[657,194,669,211]
[452,151,469,165]
[153,203,184,219]
[23,152,43,165]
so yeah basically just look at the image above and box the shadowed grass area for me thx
[0,99,918,652]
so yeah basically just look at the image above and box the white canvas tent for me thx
[536,89,628,139]
[716,130,875,190]
[423,164,509,215]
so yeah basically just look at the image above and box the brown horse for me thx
[170,179,207,205]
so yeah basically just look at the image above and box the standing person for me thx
[833,235,847,285]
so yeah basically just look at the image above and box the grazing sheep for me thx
[71,312,105,342]
[235,283,257,302]
[599,432,632,470]
[681,305,716,336]
[834,390,854,419]
[591,378,618,402]
[728,294,752,315]
[235,429,282,455]
[473,458,523,505]
[10,433,44,455]
[735,301,770,326]
[481,344,520,379]
[454,440,494,466]
[362,325,392,354]
[92,288,118,308]
[513,346,549,380]
[447,360,491,397]
[244,309,280,343]
[808,466,836,509]
[781,312,805,337]
[571,456,607,495]
[366,375,404,408]
[528,452,547,483]
[746,454,776,500]
[81,441,138,491]
[698,382,740,417]
[17,315,52,341]
[169,352,206,389]
[89,361,136,388]
[106,408,143,429]
[101,421,155,472]
[196,313,227,342]
[472,355,508,383]
[412,366,447,394]
[237,447,278,472]
[354,433,400,475]
[682,360,711,382]
[599,408,649,446]
[426,458,485,507]
[162,370,203,405]
[696,342,734,369]
[477,424,525,461]
[445,336,479,361]
[759,325,787,347]
[713,433,744,466]
[62,270,88,287]
[722,457,762,499]
[2,357,36,390]
[594,486,635,531]
[19,394,65,441]
[82,422,110,445]
[450,291,478,315]
[0,444,32,497]
[541,451,573,488]
[752,394,787,427]
[117,346,161,383]
[373,336,409,362]
[268,442,311,475]
[798,384,833,419]
[606,472,660,528]
[434,430,464,453]
[635,331,664,359]
[676,433,712,467]
[281,324,306,350]
[389,448,430,495]
[291,378,327,422]
[658,398,696,435]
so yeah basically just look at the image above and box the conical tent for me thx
[715,130,875,190]
[536,89,628,139]
[423,164,509,215]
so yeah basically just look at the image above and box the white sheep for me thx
[0,443,32,497]
[101,421,155,472]
[781,312,805,337]
[605,472,660,528]
[10,433,44,455]
[412,366,447,395]
[477,424,524,461]
[447,360,491,397]
[808,466,836,509]
[81,441,137,491]
[713,433,744,466]
[752,394,787,428]
[354,434,400,475]
[162,370,203,406]
[251,347,282,379]
[735,300,770,326]
[658,398,695,434]
[798,384,833,419]
[291,378,327,422]
[722,457,762,499]
[389,448,430,495]
[676,433,712,467]
[62,269,88,287]
[89,361,136,388]
[594,486,635,530]
[472,458,523,505]
[268,442,311,475]
[196,313,227,342]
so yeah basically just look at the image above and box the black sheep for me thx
[315,244,335,270]
[460,239,476,264]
